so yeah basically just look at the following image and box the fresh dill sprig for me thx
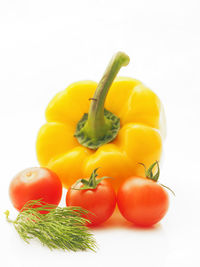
[4,200,97,252]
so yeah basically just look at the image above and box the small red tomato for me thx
[66,169,116,226]
[117,177,169,227]
[9,167,62,212]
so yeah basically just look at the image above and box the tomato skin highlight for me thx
[9,167,62,212]
[66,180,116,226]
[117,177,169,227]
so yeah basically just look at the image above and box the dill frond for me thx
[5,200,97,252]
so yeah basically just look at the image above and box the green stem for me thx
[139,161,175,196]
[4,210,14,224]
[72,168,111,190]
[74,52,130,150]
[87,52,130,139]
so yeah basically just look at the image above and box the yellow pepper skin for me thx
[36,53,165,190]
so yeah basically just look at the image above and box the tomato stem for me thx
[139,161,160,182]
[139,161,175,196]
[159,183,176,196]
[72,168,111,190]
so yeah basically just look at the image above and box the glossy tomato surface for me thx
[66,180,116,226]
[9,167,62,211]
[117,177,169,227]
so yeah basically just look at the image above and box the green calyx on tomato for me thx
[139,161,160,182]
[72,168,111,190]
[139,161,175,195]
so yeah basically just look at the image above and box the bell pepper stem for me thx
[86,52,130,138]
[74,52,130,150]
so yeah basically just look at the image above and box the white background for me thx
[0,0,200,266]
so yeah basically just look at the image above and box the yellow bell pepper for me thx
[36,52,165,189]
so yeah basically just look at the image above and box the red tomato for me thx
[117,177,169,227]
[66,180,116,226]
[9,167,62,212]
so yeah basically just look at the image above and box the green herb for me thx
[4,200,97,252]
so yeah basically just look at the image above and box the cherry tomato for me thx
[66,179,116,227]
[9,167,62,212]
[117,177,169,227]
